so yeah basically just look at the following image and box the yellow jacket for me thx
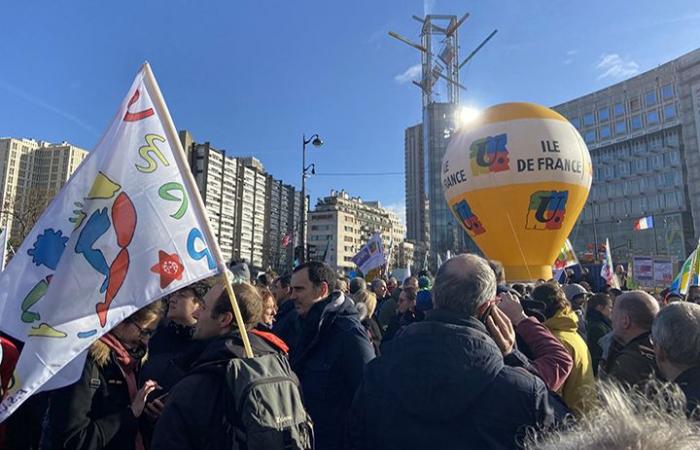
[544,308,596,416]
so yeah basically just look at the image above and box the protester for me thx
[377,276,416,330]
[140,281,209,393]
[663,291,684,306]
[386,277,398,296]
[686,285,700,304]
[349,277,367,296]
[599,290,659,387]
[0,335,19,448]
[371,278,391,316]
[229,259,251,283]
[346,254,563,450]
[335,278,349,295]
[289,262,374,450]
[532,282,595,416]
[652,302,700,416]
[353,289,383,355]
[497,291,574,392]
[415,275,433,312]
[44,301,165,450]
[382,286,424,343]
[257,286,277,329]
[585,293,613,376]
[150,282,290,450]
[524,380,700,449]
[563,283,590,339]
[271,274,297,347]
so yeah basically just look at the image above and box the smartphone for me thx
[478,302,496,326]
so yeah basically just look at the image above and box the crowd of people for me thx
[1,254,700,449]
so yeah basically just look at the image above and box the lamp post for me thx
[300,133,323,264]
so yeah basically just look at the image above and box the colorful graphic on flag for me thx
[352,233,386,277]
[670,242,700,295]
[0,64,219,420]
[600,238,620,289]
[553,239,579,270]
[470,133,510,175]
[634,216,654,231]
[525,190,568,230]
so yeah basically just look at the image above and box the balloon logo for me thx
[443,102,592,281]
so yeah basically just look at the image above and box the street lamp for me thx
[300,133,324,264]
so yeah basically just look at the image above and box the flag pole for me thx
[142,62,254,358]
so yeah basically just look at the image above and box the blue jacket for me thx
[289,292,375,450]
[346,308,565,450]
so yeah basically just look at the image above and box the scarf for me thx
[99,334,145,450]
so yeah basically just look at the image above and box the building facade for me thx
[0,137,87,243]
[404,123,428,244]
[308,190,406,273]
[554,48,700,263]
[264,176,304,273]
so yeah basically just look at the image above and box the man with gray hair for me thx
[600,290,660,387]
[346,254,562,449]
[652,302,700,415]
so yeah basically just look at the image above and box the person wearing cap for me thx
[563,283,590,340]
[415,276,433,312]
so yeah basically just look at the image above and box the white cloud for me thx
[566,49,579,56]
[394,64,422,84]
[563,49,578,64]
[597,53,640,80]
[385,202,406,226]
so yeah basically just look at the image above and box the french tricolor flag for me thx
[634,215,654,230]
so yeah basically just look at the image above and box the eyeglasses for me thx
[128,320,155,338]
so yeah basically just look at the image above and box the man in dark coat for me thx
[600,291,660,387]
[652,302,700,416]
[151,281,286,450]
[289,262,375,450]
[271,274,297,348]
[346,254,563,450]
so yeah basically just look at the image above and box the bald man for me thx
[599,291,660,387]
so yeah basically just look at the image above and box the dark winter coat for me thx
[140,320,197,392]
[43,339,140,450]
[600,331,658,387]
[272,299,297,350]
[289,292,375,450]
[674,366,700,417]
[346,309,563,450]
[585,309,612,376]
[150,331,283,450]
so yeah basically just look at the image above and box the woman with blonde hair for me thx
[353,289,382,354]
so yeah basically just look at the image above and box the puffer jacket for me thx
[544,307,596,416]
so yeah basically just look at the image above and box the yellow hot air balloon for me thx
[443,102,592,281]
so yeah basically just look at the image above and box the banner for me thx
[600,238,620,289]
[352,233,386,276]
[653,259,674,285]
[632,256,654,286]
[0,64,219,420]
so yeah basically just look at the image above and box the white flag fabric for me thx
[0,64,219,420]
[352,233,386,276]
[0,226,8,272]
[600,238,620,289]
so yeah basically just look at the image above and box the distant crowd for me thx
[2,254,700,449]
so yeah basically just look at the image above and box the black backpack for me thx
[223,350,314,450]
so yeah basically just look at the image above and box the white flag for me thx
[0,64,220,420]
[352,233,386,275]
[0,227,8,272]
[600,238,620,289]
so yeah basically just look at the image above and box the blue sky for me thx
[1,1,699,223]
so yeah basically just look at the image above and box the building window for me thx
[631,115,643,130]
[663,104,676,121]
[629,97,641,112]
[598,107,610,122]
[570,117,580,128]
[661,84,674,100]
[614,102,625,117]
[647,110,659,125]
[583,112,595,126]
[584,130,596,144]
[600,126,611,139]
[644,90,658,107]
[615,120,627,135]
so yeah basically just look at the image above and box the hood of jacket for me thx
[89,339,112,368]
[544,307,579,333]
[375,308,503,421]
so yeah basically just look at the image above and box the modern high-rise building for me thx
[308,190,406,273]
[181,130,303,272]
[0,137,87,242]
[404,123,428,244]
[554,48,700,263]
